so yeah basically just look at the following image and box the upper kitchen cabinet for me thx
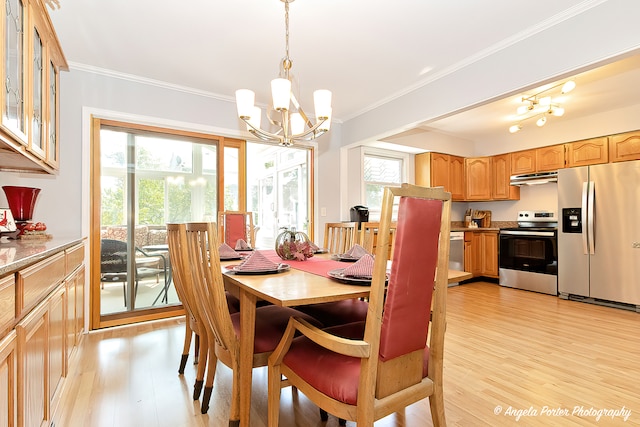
[492,153,519,200]
[536,144,565,171]
[415,152,464,201]
[0,0,67,173]
[609,130,640,162]
[512,145,565,174]
[511,149,536,175]
[565,137,608,167]
[465,157,492,201]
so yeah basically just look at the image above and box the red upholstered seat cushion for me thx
[293,299,369,327]
[283,322,431,405]
[230,306,323,354]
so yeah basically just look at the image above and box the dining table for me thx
[220,250,472,427]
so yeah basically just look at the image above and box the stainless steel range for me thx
[499,210,558,295]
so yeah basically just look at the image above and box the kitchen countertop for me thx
[0,235,85,277]
[451,227,501,232]
[450,220,517,233]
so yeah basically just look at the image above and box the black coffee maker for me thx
[350,205,369,229]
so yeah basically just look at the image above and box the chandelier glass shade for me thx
[509,80,575,133]
[235,0,332,147]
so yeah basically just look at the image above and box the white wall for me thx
[468,183,558,222]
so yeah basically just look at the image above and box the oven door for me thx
[499,230,557,275]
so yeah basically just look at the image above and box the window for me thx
[363,153,403,215]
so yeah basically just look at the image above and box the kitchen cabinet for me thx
[65,264,85,359]
[0,330,17,427]
[48,285,65,414]
[609,130,640,162]
[0,276,15,337]
[464,231,498,279]
[536,144,566,171]
[0,240,84,427]
[449,155,465,200]
[0,0,67,174]
[511,149,536,175]
[415,152,465,201]
[465,157,492,200]
[512,146,565,174]
[16,297,49,427]
[492,153,519,200]
[565,137,608,167]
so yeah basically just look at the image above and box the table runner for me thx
[261,249,347,278]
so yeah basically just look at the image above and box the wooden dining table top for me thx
[221,251,472,305]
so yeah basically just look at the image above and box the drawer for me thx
[17,251,66,317]
[0,275,15,334]
[65,242,85,275]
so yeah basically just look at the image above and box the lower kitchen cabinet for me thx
[464,231,499,279]
[0,330,17,427]
[0,240,85,427]
[16,299,49,427]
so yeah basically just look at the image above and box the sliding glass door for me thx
[91,118,313,329]
[94,120,221,328]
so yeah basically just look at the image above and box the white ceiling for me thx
[48,0,640,144]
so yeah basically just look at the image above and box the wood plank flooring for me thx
[53,282,640,426]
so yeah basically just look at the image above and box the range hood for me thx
[510,171,558,186]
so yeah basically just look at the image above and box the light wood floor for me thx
[54,282,640,427]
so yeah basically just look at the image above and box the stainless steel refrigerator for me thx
[557,160,640,308]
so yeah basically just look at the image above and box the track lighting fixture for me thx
[509,80,575,133]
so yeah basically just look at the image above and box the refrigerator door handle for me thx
[581,181,589,255]
[587,180,595,255]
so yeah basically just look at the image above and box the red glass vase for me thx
[2,186,41,222]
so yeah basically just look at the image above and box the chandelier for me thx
[509,80,576,133]
[235,0,332,147]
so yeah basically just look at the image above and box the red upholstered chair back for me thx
[224,213,247,248]
[378,197,442,360]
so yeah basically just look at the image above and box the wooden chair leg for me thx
[194,334,200,364]
[429,387,446,427]
[193,334,208,400]
[319,409,328,421]
[229,361,241,425]
[267,362,283,427]
[178,323,192,374]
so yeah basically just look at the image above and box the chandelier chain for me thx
[283,0,291,75]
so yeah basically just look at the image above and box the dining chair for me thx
[218,211,259,249]
[184,222,324,421]
[323,221,357,254]
[294,221,369,327]
[166,223,241,401]
[359,221,397,257]
[268,183,452,427]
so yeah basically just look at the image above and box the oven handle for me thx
[499,230,556,237]
[581,181,589,255]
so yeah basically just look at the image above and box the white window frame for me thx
[362,147,411,221]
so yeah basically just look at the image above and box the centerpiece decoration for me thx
[275,227,314,261]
